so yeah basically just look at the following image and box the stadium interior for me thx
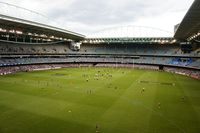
[0,0,199,80]
[0,0,199,78]
[0,0,200,133]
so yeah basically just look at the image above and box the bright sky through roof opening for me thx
[0,0,194,37]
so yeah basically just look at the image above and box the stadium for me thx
[0,0,199,133]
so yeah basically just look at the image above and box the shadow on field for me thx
[0,105,92,133]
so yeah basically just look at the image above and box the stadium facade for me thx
[0,0,200,79]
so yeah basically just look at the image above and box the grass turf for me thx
[0,67,199,133]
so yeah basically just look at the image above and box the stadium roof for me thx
[84,37,176,44]
[0,14,85,41]
[87,26,173,38]
[174,0,200,40]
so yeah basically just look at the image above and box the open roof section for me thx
[0,14,85,41]
[174,0,200,40]
[87,26,173,38]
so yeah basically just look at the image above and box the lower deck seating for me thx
[0,56,199,69]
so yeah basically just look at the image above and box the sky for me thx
[0,0,195,36]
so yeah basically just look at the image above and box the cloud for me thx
[0,0,194,35]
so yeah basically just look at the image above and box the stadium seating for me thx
[0,41,200,70]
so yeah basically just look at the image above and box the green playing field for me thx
[0,67,199,133]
